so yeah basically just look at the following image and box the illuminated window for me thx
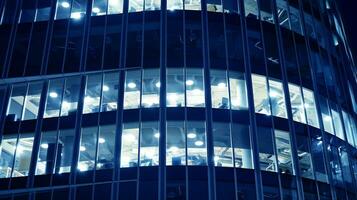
[101,72,119,112]
[120,123,139,167]
[36,131,57,175]
[61,77,81,116]
[257,127,276,172]
[302,88,319,129]
[83,74,102,114]
[274,130,294,174]
[268,78,287,118]
[186,68,205,107]
[124,70,141,109]
[142,69,160,108]
[213,122,233,167]
[44,79,64,118]
[0,134,17,178]
[252,74,270,115]
[229,72,248,110]
[140,122,159,166]
[167,68,185,107]
[7,84,27,121]
[12,133,34,177]
[91,0,108,16]
[187,121,207,166]
[211,70,229,109]
[288,84,306,124]
[78,127,97,172]
[108,0,123,14]
[166,121,185,166]
[129,0,144,12]
[96,125,115,169]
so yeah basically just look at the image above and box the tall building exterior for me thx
[0,0,356,199]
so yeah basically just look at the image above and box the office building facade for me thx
[0,0,356,199]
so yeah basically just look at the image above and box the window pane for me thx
[167,0,183,11]
[211,70,229,109]
[55,0,71,20]
[232,123,253,169]
[167,68,185,107]
[56,129,75,174]
[61,77,81,116]
[310,133,328,183]
[78,127,97,172]
[140,122,159,166]
[229,72,248,110]
[342,111,354,146]
[0,134,17,178]
[23,82,43,120]
[12,133,34,177]
[296,134,314,179]
[166,121,185,166]
[108,0,123,14]
[124,70,141,109]
[70,0,87,20]
[7,84,27,121]
[302,88,319,128]
[288,84,306,124]
[36,131,58,175]
[145,0,160,10]
[252,74,270,115]
[142,69,160,108]
[120,123,139,167]
[213,122,233,167]
[186,68,205,107]
[101,72,119,112]
[257,127,276,172]
[268,79,287,118]
[187,121,207,166]
[96,125,115,169]
[83,74,102,114]
[44,79,64,118]
[319,97,333,134]
[184,0,201,10]
[331,109,344,140]
[128,0,143,12]
[91,0,108,16]
[274,130,294,174]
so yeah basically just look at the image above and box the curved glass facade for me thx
[0,0,356,199]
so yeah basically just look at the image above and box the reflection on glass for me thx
[12,133,34,177]
[268,79,287,118]
[124,70,141,109]
[274,130,294,174]
[213,122,233,167]
[342,111,354,146]
[97,125,115,169]
[252,74,270,115]
[44,79,64,118]
[186,68,205,107]
[257,127,276,172]
[303,88,319,129]
[0,135,17,178]
[55,0,72,20]
[140,122,159,166]
[78,127,97,171]
[120,123,139,167]
[167,68,185,107]
[296,134,314,179]
[232,124,253,169]
[288,84,306,124]
[56,129,75,173]
[211,70,229,109]
[319,97,334,134]
[70,0,87,20]
[187,121,207,165]
[61,77,81,116]
[83,74,102,114]
[142,69,160,108]
[310,133,328,183]
[331,109,344,140]
[166,121,185,166]
[229,72,248,110]
[101,72,119,112]
[7,84,27,121]
[36,131,57,175]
